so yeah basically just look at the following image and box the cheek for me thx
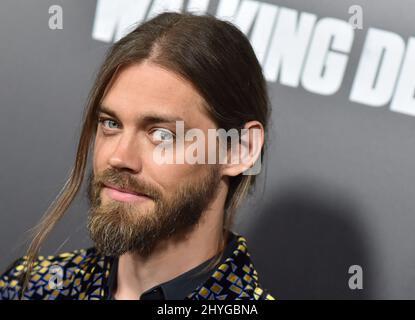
[144,138,215,187]
[144,152,206,189]
[92,137,113,173]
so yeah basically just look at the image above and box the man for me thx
[0,12,274,300]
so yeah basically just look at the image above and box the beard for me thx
[86,165,221,258]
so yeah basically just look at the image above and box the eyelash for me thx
[98,117,119,130]
[97,116,176,142]
[98,117,118,130]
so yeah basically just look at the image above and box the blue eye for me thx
[99,118,119,129]
[151,128,175,143]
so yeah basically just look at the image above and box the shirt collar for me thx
[106,230,238,300]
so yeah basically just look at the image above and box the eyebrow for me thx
[97,104,189,129]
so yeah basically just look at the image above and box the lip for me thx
[103,184,151,203]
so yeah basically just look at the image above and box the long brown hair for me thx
[19,12,270,298]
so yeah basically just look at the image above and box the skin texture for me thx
[87,60,264,300]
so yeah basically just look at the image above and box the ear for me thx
[221,121,264,177]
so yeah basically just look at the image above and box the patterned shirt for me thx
[0,231,275,300]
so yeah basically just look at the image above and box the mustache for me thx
[91,168,161,200]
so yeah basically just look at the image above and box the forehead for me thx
[101,60,212,125]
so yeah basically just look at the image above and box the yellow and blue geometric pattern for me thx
[0,234,275,300]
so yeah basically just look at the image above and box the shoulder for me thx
[187,232,276,300]
[231,234,276,300]
[0,247,98,300]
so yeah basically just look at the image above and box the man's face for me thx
[87,61,222,258]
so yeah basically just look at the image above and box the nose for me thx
[108,132,142,173]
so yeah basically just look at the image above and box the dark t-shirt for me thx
[107,231,238,300]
